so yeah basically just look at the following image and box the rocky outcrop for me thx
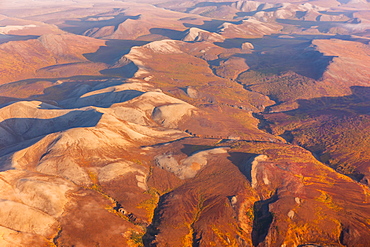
[0,200,59,237]
[313,39,370,86]
[212,57,250,80]
[1,1,370,246]
[152,103,196,128]
[218,19,282,38]
[155,147,229,179]
[15,175,76,217]
[98,161,148,190]
[0,25,37,34]
[143,39,183,54]
[242,42,254,50]
[231,1,277,12]
[182,27,225,42]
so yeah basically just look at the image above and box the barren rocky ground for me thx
[0,0,370,246]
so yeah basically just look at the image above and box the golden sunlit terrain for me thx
[0,0,370,246]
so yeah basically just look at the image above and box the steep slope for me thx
[80,4,209,40]
[124,39,279,141]
[236,36,370,187]
[264,89,370,183]
[0,78,198,246]
[0,33,107,84]
[314,39,370,89]
[237,37,370,113]
[0,0,370,246]
[0,15,63,36]
[182,27,225,42]
[218,19,283,38]
[143,139,370,246]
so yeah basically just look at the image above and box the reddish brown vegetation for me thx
[0,0,370,246]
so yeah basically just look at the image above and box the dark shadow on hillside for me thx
[60,89,144,108]
[30,77,128,103]
[215,34,314,49]
[216,34,369,50]
[235,6,280,18]
[150,28,184,40]
[0,96,22,108]
[207,57,223,68]
[319,10,355,18]
[0,109,103,159]
[265,86,370,182]
[83,40,141,78]
[214,37,251,48]
[285,86,370,115]
[143,192,171,246]
[185,1,233,13]
[0,76,131,109]
[297,244,324,247]
[180,144,217,156]
[296,11,307,19]
[183,19,240,32]
[84,40,150,65]
[61,13,140,35]
[0,136,45,171]
[228,152,258,183]
[100,61,138,78]
[226,35,335,80]
[0,34,39,44]
[252,192,279,247]
[337,0,351,4]
[238,49,334,80]
[235,11,256,17]
[276,19,347,33]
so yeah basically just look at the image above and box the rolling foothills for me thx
[0,0,370,246]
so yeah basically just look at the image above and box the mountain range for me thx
[0,0,370,246]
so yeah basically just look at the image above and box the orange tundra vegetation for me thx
[0,0,370,246]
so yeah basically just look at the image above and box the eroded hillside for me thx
[0,0,370,246]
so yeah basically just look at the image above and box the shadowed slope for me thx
[0,33,107,84]
[0,1,370,246]
[0,106,103,157]
[264,86,370,183]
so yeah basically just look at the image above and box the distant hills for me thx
[0,0,370,246]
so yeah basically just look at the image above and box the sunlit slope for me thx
[0,33,107,84]
[0,0,369,246]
